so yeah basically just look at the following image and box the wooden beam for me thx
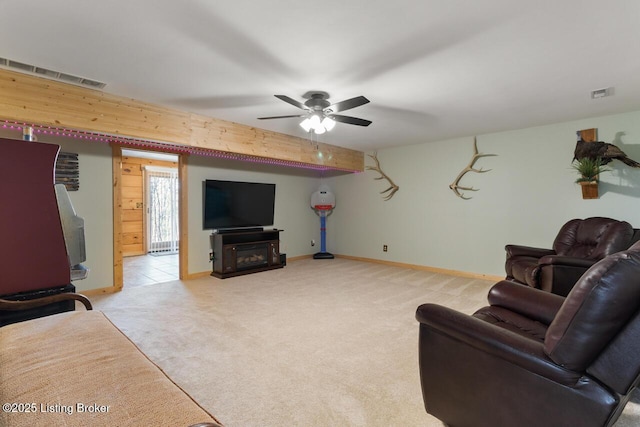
[111,144,123,291]
[0,69,364,171]
[178,154,189,281]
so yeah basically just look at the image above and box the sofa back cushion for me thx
[544,242,640,371]
[552,217,632,259]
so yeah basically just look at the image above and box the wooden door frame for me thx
[112,145,188,291]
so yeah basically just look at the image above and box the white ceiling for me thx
[2,0,639,152]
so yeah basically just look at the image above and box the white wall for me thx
[327,110,640,277]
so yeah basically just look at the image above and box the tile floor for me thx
[123,253,179,288]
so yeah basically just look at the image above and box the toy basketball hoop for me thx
[311,186,335,259]
[313,204,333,211]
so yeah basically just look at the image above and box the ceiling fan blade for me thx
[274,95,308,110]
[257,114,306,120]
[330,114,372,127]
[327,96,370,113]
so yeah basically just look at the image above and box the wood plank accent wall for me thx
[0,69,364,171]
[121,156,178,257]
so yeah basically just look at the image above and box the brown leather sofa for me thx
[505,217,634,296]
[416,241,640,427]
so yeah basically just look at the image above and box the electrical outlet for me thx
[311,239,316,247]
[383,244,388,252]
[209,252,214,261]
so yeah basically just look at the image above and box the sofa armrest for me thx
[487,280,565,324]
[0,293,92,312]
[505,244,555,259]
[538,255,598,269]
[537,256,599,296]
[416,303,579,385]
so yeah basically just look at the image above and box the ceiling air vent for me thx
[591,87,614,99]
[0,57,106,90]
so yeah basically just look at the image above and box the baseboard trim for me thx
[334,254,504,282]
[186,271,213,280]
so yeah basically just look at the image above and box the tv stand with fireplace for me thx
[210,229,283,279]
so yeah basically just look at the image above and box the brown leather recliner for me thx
[505,217,634,296]
[416,241,640,427]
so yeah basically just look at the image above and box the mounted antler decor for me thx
[449,137,496,200]
[366,152,399,201]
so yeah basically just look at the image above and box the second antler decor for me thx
[449,137,496,200]
[366,152,399,201]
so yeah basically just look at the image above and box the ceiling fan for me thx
[258,91,371,134]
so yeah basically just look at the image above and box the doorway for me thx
[146,166,179,256]
[115,148,184,289]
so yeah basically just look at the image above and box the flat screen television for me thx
[203,179,276,231]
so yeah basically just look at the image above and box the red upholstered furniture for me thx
[505,217,634,296]
[416,241,640,427]
[0,137,73,324]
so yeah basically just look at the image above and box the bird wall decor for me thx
[574,134,640,168]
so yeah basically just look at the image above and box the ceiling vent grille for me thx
[0,57,106,89]
[591,87,614,99]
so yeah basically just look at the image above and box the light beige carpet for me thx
[93,258,640,426]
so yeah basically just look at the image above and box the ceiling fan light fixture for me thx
[322,116,336,131]
[300,113,331,134]
[300,118,312,132]
[309,114,322,127]
[262,92,371,133]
